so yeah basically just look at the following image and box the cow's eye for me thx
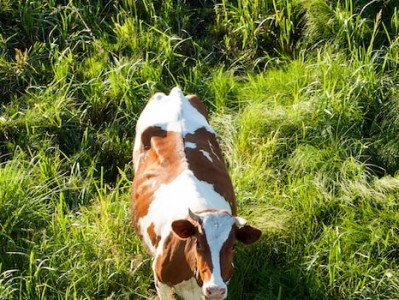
[196,240,202,250]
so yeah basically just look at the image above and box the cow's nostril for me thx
[206,286,227,298]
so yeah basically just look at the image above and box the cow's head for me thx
[171,209,261,300]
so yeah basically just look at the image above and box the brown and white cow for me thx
[131,87,261,300]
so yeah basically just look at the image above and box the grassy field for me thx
[1,0,399,299]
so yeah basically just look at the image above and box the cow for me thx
[131,87,261,300]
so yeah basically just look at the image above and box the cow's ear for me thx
[172,219,196,239]
[236,225,262,245]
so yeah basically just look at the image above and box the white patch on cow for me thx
[134,87,215,164]
[235,216,247,226]
[138,168,232,256]
[199,212,236,295]
[174,278,203,300]
[185,141,197,149]
[200,149,213,162]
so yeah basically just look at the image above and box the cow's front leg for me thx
[155,281,176,300]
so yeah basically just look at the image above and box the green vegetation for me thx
[1,0,399,299]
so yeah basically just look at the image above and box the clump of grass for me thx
[302,0,399,54]
[0,154,52,271]
[212,33,399,297]
[0,151,152,299]
[26,176,152,299]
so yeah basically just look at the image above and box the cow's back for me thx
[131,87,236,255]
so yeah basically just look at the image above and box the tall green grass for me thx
[225,54,399,298]
[1,0,399,299]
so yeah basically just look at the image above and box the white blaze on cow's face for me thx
[172,210,262,300]
[199,211,235,299]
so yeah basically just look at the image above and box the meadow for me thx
[1,0,399,299]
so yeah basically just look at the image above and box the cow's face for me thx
[172,210,261,300]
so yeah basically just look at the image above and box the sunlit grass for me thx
[1,0,399,299]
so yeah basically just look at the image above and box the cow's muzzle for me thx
[204,285,227,300]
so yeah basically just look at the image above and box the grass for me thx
[1,0,399,299]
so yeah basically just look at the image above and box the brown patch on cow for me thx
[219,229,235,282]
[194,228,214,286]
[155,221,217,287]
[147,223,161,248]
[184,128,237,215]
[131,126,187,233]
[141,126,167,150]
[187,95,209,121]
[155,233,197,285]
